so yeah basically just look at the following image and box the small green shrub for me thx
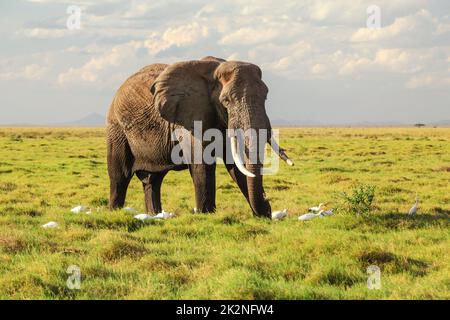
[339,184,376,215]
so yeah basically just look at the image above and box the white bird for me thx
[320,209,334,216]
[408,197,419,216]
[154,211,175,219]
[298,212,321,221]
[134,213,152,221]
[70,205,87,214]
[308,203,328,212]
[298,209,334,221]
[42,221,58,228]
[272,209,288,220]
[134,210,175,221]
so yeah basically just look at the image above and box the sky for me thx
[0,0,449,125]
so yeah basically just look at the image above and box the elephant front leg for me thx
[136,171,167,214]
[225,163,249,202]
[189,163,216,213]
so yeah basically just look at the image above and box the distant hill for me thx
[271,118,322,127]
[430,119,450,126]
[271,118,450,127]
[55,113,106,127]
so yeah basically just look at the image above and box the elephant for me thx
[106,56,293,217]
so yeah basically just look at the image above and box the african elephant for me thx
[106,56,293,217]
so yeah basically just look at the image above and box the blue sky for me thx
[0,0,450,125]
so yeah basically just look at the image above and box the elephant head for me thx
[150,57,293,217]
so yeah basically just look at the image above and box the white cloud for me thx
[14,0,450,90]
[162,22,209,47]
[374,49,426,73]
[57,22,210,85]
[219,27,279,45]
[58,41,143,85]
[338,57,372,76]
[1,0,448,125]
[351,9,441,44]
[337,48,445,76]
[406,74,450,88]
[0,64,48,80]
[311,63,327,75]
[20,28,70,39]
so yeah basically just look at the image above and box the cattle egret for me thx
[320,209,334,216]
[134,211,175,221]
[71,205,87,214]
[154,211,175,219]
[42,221,58,228]
[408,197,419,216]
[299,208,334,221]
[298,212,321,221]
[272,209,288,220]
[308,203,328,212]
[134,213,151,221]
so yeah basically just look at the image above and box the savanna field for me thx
[0,127,449,299]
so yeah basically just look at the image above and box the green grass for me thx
[0,127,449,299]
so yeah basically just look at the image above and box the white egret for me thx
[42,221,58,228]
[320,209,333,216]
[299,208,334,221]
[70,205,87,214]
[272,209,288,220]
[308,203,328,212]
[134,213,151,221]
[154,211,175,219]
[134,210,175,221]
[298,212,321,221]
[408,197,419,216]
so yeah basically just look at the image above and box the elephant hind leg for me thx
[136,170,167,214]
[107,124,134,210]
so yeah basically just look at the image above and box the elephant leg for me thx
[136,170,167,214]
[107,125,134,210]
[225,163,250,202]
[189,163,216,213]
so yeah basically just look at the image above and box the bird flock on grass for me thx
[298,202,334,221]
[41,196,420,227]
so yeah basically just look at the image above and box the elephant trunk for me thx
[229,130,271,217]
[246,163,271,217]
[228,96,272,217]
[246,123,272,217]
[228,94,293,217]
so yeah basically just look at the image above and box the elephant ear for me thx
[150,60,220,131]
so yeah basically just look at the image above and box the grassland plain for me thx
[0,127,448,299]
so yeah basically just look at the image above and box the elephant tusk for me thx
[269,137,294,166]
[230,136,256,178]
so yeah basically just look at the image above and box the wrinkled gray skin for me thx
[107,56,273,217]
